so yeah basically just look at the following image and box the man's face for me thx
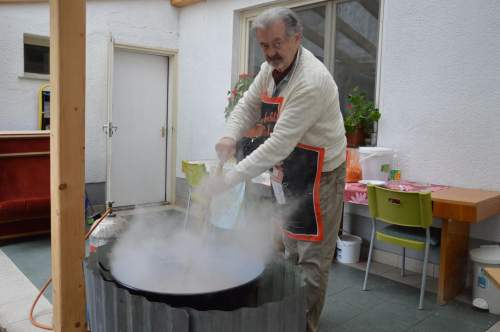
[256,19,301,72]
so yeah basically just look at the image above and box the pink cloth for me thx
[344,181,449,205]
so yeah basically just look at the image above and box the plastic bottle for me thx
[390,152,401,181]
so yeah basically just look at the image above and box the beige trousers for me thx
[282,162,346,332]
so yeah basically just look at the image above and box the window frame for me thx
[237,0,383,107]
[22,33,50,80]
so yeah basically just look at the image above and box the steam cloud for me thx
[110,194,276,295]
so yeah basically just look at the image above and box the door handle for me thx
[161,126,166,138]
[103,123,118,138]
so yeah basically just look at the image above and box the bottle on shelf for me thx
[389,152,401,181]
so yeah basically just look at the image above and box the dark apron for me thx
[239,93,325,242]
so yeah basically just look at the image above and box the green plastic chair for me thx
[181,160,209,226]
[363,185,437,310]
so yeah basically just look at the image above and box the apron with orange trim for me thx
[240,92,325,242]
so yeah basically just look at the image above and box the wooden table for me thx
[484,267,500,289]
[344,184,500,304]
[432,188,500,304]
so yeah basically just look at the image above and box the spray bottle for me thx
[389,152,401,181]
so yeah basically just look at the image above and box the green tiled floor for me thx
[0,235,52,302]
[1,233,499,331]
[321,263,499,331]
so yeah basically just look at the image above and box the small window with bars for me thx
[24,34,50,76]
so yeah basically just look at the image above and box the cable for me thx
[29,208,112,330]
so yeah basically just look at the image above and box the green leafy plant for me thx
[344,87,381,134]
[225,73,254,120]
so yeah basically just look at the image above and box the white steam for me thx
[110,200,275,295]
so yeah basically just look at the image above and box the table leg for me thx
[438,219,470,304]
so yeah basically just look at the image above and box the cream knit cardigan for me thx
[224,47,346,184]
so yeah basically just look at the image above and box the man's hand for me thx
[215,137,236,162]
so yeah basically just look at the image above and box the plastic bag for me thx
[205,161,246,230]
[209,181,245,229]
[346,148,362,183]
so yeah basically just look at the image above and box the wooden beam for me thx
[0,0,49,4]
[0,130,50,138]
[49,0,86,331]
[170,0,204,8]
[336,17,377,58]
[437,219,470,304]
[0,151,50,158]
[302,25,324,50]
[358,0,379,19]
[0,0,47,2]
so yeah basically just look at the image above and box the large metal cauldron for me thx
[98,244,262,311]
[85,244,306,332]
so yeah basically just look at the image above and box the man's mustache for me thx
[266,54,283,63]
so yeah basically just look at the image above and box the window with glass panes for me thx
[243,0,380,113]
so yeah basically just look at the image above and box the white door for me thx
[108,48,169,207]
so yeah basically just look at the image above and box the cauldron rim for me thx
[99,243,266,297]
[110,263,265,297]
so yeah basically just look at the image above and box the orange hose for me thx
[29,277,52,330]
[29,208,112,330]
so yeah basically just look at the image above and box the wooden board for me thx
[0,0,47,3]
[171,0,204,8]
[485,267,500,289]
[432,187,500,223]
[49,0,87,331]
[0,131,50,138]
[0,151,50,158]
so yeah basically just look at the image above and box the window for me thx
[24,34,50,76]
[241,0,380,111]
[333,0,379,110]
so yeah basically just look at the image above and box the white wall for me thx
[377,0,500,241]
[0,4,50,131]
[177,0,500,242]
[2,0,499,241]
[0,0,179,183]
[176,0,269,177]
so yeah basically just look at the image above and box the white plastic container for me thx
[470,245,500,314]
[358,147,394,182]
[336,234,362,264]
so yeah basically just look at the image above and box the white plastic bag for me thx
[208,181,245,229]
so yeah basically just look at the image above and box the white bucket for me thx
[470,245,500,314]
[359,147,394,182]
[336,234,362,264]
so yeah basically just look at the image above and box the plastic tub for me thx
[358,147,394,182]
[470,245,500,314]
[336,234,362,264]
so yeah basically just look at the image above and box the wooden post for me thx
[49,0,87,331]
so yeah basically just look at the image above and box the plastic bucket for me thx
[470,245,500,314]
[359,147,394,182]
[336,234,362,264]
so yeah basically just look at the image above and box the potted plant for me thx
[224,73,266,138]
[225,73,254,120]
[344,87,381,147]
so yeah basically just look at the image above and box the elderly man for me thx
[213,7,346,332]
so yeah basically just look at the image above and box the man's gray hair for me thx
[253,7,303,37]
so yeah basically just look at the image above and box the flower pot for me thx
[346,127,365,148]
